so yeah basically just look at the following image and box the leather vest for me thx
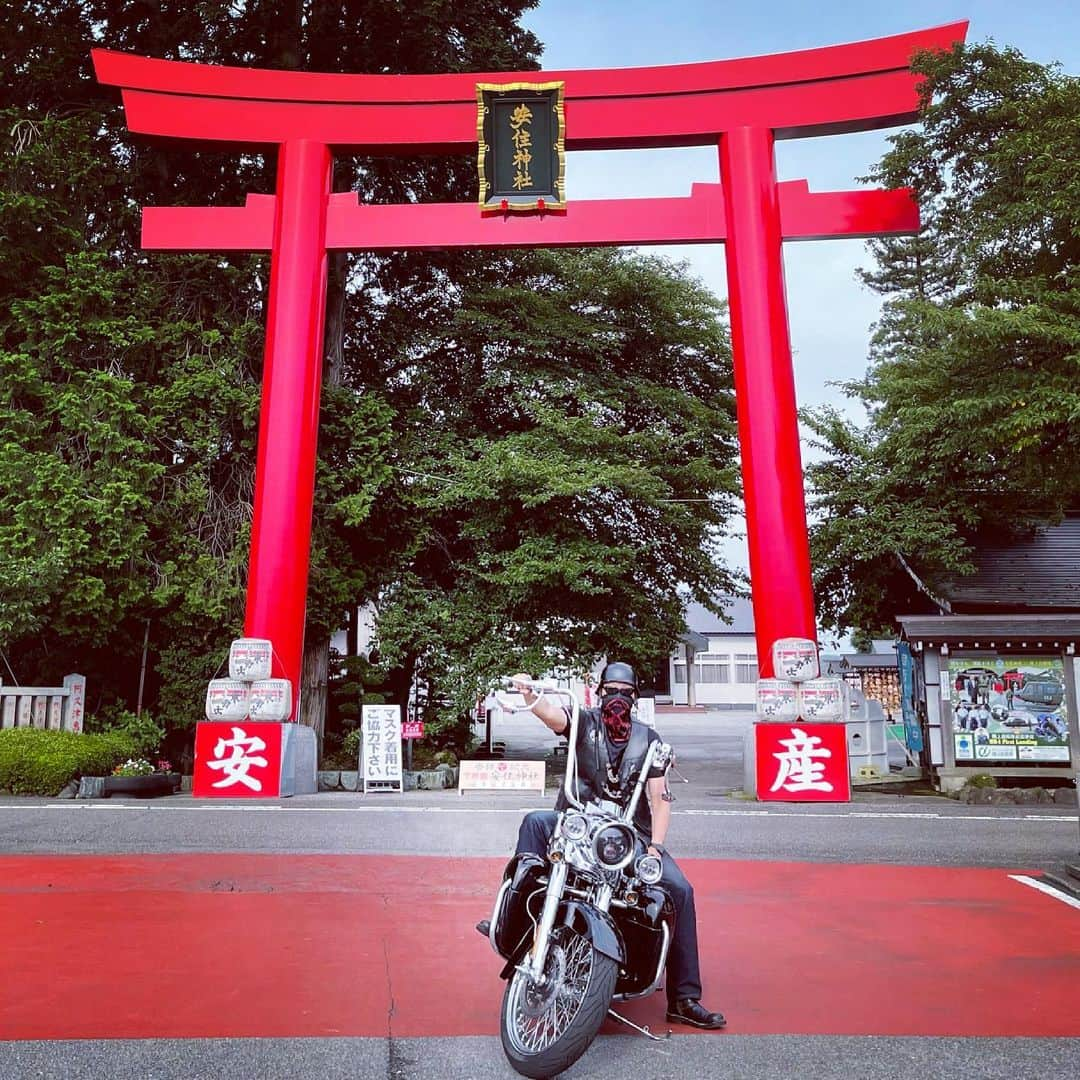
[556,709,654,833]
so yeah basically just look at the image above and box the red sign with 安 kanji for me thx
[193,721,283,798]
[402,721,424,739]
[755,722,850,802]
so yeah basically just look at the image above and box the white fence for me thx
[0,674,86,733]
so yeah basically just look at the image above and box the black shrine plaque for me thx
[477,82,565,212]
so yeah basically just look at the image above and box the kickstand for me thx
[668,763,689,784]
[607,1007,671,1041]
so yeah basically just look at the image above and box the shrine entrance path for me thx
[2,853,1078,1043]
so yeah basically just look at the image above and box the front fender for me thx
[562,901,625,964]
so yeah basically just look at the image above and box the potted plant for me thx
[103,758,179,798]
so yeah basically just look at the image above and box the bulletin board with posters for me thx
[947,657,1071,766]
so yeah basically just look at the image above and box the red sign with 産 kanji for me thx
[402,721,424,739]
[755,722,850,802]
[193,721,283,798]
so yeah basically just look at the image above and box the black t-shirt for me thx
[557,707,668,838]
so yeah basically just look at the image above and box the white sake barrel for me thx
[228,638,273,681]
[798,677,847,721]
[756,678,799,719]
[771,637,820,682]
[248,678,292,721]
[205,679,250,720]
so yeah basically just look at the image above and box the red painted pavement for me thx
[2,856,1078,1041]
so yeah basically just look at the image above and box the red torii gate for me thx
[93,22,967,718]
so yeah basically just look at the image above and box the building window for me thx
[675,661,730,684]
[734,654,758,683]
[695,660,731,683]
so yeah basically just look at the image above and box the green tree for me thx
[1,3,741,755]
[358,248,739,730]
[807,42,1080,635]
[1,1,542,730]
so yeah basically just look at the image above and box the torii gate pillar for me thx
[245,140,332,690]
[721,125,816,654]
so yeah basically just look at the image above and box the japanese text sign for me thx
[477,82,565,211]
[458,759,546,796]
[193,721,283,798]
[755,722,850,802]
[362,704,403,792]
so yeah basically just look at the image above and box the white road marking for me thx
[1009,874,1080,910]
[0,804,1075,823]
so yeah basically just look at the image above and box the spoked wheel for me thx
[500,924,619,1079]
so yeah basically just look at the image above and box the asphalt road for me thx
[1,796,1078,872]
[3,1035,1078,1080]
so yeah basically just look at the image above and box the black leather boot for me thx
[666,998,726,1029]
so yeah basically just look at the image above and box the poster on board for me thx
[948,657,1071,765]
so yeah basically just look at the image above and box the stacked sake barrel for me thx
[755,637,848,722]
[204,639,293,722]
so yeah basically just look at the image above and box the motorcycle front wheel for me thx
[500,923,619,1079]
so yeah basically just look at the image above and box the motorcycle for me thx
[483,679,675,1078]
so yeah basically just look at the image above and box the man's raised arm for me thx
[510,673,569,735]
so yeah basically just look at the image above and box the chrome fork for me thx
[527,860,568,982]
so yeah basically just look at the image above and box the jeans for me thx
[515,810,703,1005]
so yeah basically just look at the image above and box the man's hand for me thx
[510,673,536,702]
[510,673,567,734]
[647,844,663,860]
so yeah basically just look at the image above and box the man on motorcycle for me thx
[503,661,726,1030]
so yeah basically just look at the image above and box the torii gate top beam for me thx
[93,22,966,151]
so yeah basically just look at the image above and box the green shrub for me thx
[342,728,361,763]
[84,706,165,757]
[320,728,361,770]
[0,728,139,795]
[963,773,998,790]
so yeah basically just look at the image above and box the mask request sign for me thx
[948,657,1071,765]
[477,81,565,212]
[362,704,404,792]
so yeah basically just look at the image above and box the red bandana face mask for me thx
[600,693,633,743]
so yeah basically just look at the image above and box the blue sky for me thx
[517,3,1078,577]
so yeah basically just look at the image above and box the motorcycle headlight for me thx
[561,813,589,842]
[592,823,636,870]
[634,854,663,885]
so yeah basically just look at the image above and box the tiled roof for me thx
[945,516,1080,610]
[897,613,1080,644]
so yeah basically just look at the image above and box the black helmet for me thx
[600,661,638,691]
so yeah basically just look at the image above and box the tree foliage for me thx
[359,248,739,718]
[806,42,1080,634]
[1,2,740,745]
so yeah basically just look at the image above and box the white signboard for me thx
[458,759,546,796]
[362,704,404,793]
